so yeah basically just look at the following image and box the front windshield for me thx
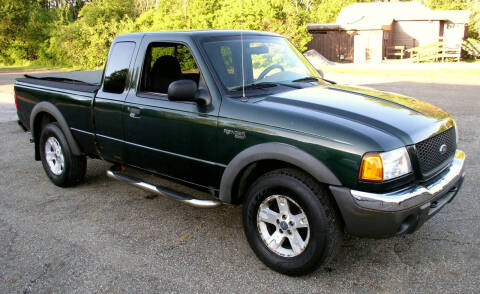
[200,35,323,92]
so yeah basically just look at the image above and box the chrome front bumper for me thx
[350,149,466,212]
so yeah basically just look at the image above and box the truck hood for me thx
[263,84,454,146]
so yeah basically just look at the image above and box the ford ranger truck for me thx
[14,30,466,276]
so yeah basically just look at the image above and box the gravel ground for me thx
[0,71,479,293]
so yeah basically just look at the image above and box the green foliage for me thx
[424,0,480,40]
[424,0,470,10]
[0,0,53,64]
[469,1,480,39]
[1,0,479,69]
[43,0,135,68]
[308,0,356,24]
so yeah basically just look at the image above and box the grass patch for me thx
[0,61,73,72]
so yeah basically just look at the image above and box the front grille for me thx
[415,127,456,175]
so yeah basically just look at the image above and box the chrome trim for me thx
[106,169,222,208]
[351,150,466,212]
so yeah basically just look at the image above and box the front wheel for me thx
[243,168,343,275]
[39,122,86,187]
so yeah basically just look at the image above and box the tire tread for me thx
[40,122,86,187]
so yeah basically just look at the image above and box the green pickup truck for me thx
[14,30,466,275]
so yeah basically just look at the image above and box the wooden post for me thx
[442,42,445,62]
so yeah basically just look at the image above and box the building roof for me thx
[308,2,470,31]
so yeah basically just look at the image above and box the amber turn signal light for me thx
[359,153,383,182]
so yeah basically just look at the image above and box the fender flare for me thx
[219,142,341,203]
[30,101,82,156]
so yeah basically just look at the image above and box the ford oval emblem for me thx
[439,144,448,154]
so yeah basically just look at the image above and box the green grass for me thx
[0,61,72,72]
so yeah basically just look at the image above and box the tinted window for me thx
[103,42,135,94]
[139,43,199,94]
[201,36,322,91]
[220,46,235,74]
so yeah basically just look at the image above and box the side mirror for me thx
[168,80,197,101]
[168,80,212,106]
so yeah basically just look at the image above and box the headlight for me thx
[359,147,412,182]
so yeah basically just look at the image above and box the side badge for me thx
[224,129,246,140]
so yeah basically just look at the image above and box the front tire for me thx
[243,168,342,275]
[39,122,86,187]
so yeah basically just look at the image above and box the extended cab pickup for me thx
[14,30,466,275]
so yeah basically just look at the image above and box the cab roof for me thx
[115,30,282,40]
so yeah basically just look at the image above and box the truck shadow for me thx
[4,103,476,290]
[79,159,463,282]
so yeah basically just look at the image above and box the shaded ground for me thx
[0,70,479,293]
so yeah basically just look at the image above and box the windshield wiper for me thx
[292,76,319,83]
[292,76,336,85]
[230,82,278,91]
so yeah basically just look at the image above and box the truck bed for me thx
[16,70,103,93]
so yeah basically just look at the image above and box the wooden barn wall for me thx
[307,31,354,62]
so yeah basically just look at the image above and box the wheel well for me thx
[231,160,292,205]
[231,160,345,228]
[33,112,56,160]
[231,159,327,205]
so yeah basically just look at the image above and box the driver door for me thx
[123,39,222,189]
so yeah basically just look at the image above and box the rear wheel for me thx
[39,122,86,187]
[243,168,342,275]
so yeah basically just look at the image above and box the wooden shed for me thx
[307,2,470,63]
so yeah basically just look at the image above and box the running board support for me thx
[106,168,222,208]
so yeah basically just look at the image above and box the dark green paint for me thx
[14,30,456,194]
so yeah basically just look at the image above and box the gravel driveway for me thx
[0,71,479,293]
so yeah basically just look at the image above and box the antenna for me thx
[241,31,246,100]
[240,0,247,101]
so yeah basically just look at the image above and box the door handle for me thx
[128,107,141,118]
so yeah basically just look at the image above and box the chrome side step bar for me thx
[106,168,222,208]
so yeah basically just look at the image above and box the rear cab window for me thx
[103,42,136,94]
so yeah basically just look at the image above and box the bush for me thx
[0,0,53,64]
[2,0,479,69]
[42,0,136,68]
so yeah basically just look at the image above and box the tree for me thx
[2,0,478,68]
[44,0,136,68]
[469,1,480,39]
[0,0,54,64]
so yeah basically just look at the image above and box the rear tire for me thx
[243,168,342,276]
[39,122,86,187]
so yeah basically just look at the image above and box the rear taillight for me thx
[14,89,19,110]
